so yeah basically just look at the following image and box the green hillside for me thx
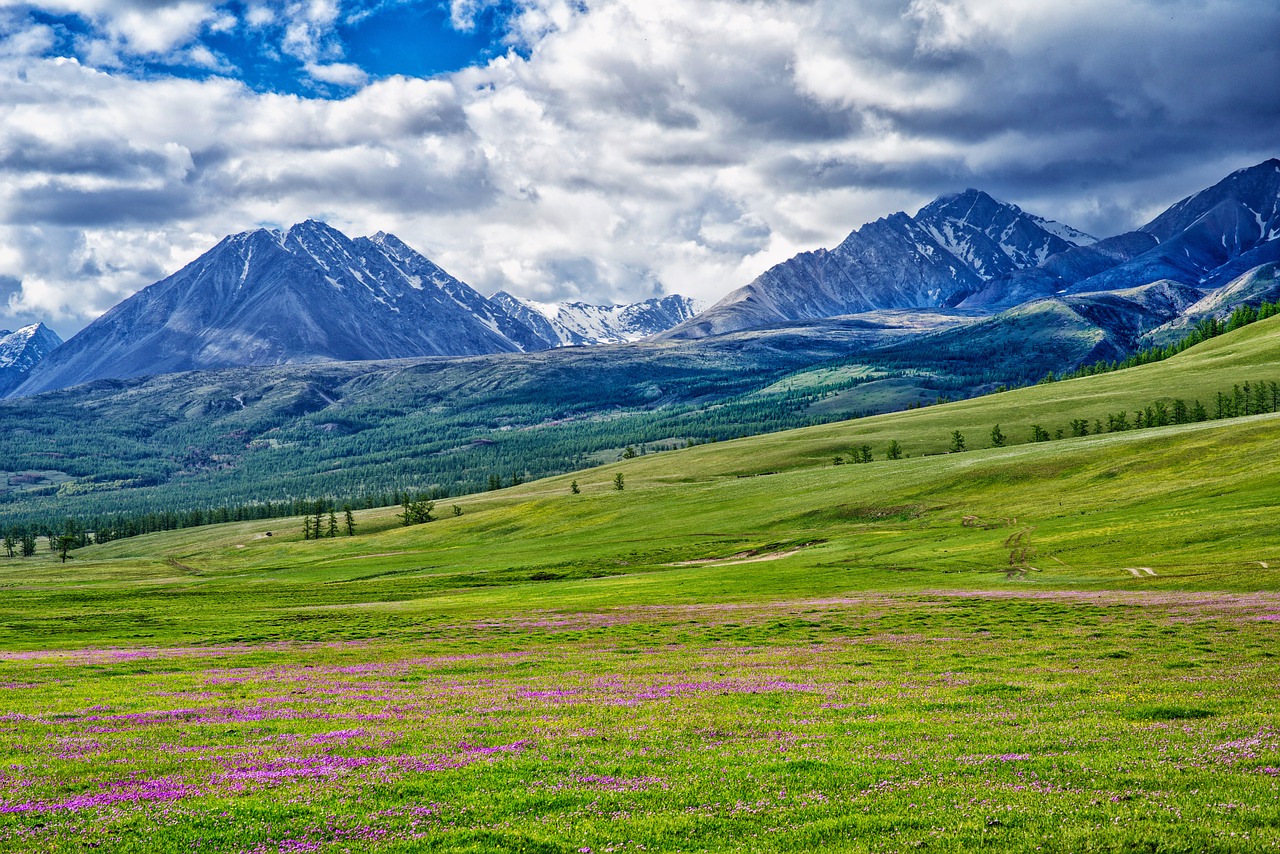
[2,317,1279,853]
[0,301,1157,526]
[6,313,1280,648]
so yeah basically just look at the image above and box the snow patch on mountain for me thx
[492,293,703,345]
[0,323,62,395]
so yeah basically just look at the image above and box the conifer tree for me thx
[886,440,903,460]
[343,506,356,537]
[950,431,966,452]
[990,424,1006,447]
[613,473,625,490]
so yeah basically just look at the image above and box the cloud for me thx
[0,0,1277,336]
[303,60,366,85]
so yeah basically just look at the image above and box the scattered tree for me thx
[622,445,637,459]
[343,505,356,537]
[452,504,463,517]
[613,473,625,491]
[399,496,436,526]
[990,424,1006,447]
[570,480,580,495]
[886,440,903,460]
[950,430,966,452]
[326,510,339,538]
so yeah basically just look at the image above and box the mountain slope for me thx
[664,193,1093,339]
[12,222,538,396]
[1141,262,1280,347]
[1064,159,1280,295]
[0,322,62,395]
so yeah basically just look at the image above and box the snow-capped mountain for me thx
[15,221,545,396]
[1070,158,1280,294]
[0,322,62,395]
[663,193,1094,339]
[10,222,703,397]
[966,159,1280,308]
[913,189,1095,280]
[491,292,703,346]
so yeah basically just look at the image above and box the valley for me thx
[2,314,1279,851]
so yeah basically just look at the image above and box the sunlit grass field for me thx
[2,317,1280,851]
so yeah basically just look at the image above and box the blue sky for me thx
[19,1,520,93]
[0,0,1276,336]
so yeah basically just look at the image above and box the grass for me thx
[2,316,1280,850]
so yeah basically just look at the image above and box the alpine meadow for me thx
[2,306,1280,852]
[2,1,1280,852]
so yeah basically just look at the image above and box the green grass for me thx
[2,316,1280,850]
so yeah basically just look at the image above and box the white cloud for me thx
[0,0,1277,336]
[303,60,366,85]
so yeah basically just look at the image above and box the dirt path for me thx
[669,547,808,567]
[1125,567,1157,577]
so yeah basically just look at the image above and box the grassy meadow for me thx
[2,317,1280,851]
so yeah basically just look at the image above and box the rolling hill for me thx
[8,309,1280,646]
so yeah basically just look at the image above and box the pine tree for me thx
[570,480,580,494]
[950,431,966,452]
[613,473,625,491]
[990,424,1006,447]
[452,505,463,517]
[343,506,356,537]
[886,440,903,460]
[326,510,338,538]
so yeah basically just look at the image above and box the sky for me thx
[0,0,1277,337]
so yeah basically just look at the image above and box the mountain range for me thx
[6,158,1280,400]
[11,225,700,397]
[663,159,1280,340]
